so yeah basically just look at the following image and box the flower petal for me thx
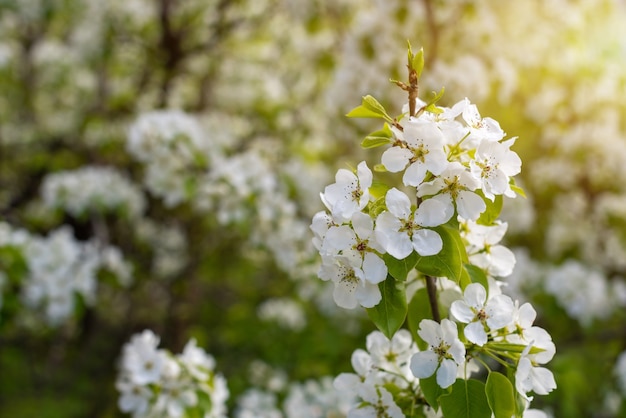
[436,359,457,388]
[456,190,486,220]
[464,321,488,346]
[450,300,475,324]
[385,188,412,219]
[382,147,412,173]
[410,351,439,379]
[362,252,387,284]
[412,229,443,256]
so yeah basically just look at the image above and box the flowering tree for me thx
[3,1,626,417]
[312,45,555,417]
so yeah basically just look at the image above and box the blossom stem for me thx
[425,275,440,323]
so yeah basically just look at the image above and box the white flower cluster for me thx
[451,284,556,399]
[41,166,146,219]
[311,97,521,309]
[6,226,133,326]
[337,284,555,416]
[116,330,228,418]
[127,110,218,208]
[335,330,418,417]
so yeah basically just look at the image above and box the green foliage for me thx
[420,375,446,411]
[476,192,503,226]
[463,264,489,292]
[361,123,393,149]
[366,275,407,339]
[407,288,432,350]
[383,251,418,281]
[439,379,491,418]
[486,372,516,418]
[346,95,393,122]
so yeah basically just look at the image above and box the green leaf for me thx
[464,264,489,292]
[458,267,471,290]
[424,103,444,114]
[374,163,388,172]
[486,372,516,418]
[440,379,491,418]
[510,183,526,198]
[346,104,385,119]
[384,252,418,281]
[415,223,468,282]
[369,181,390,200]
[361,123,393,149]
[412,47,425,79]
[366,276,407,339]
[476,192,503,226]
[363,95,391,118]
[426,87,445,106]
[420,375,446,411]
[407,288,432,350]
[368,195,387,218]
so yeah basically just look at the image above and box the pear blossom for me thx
[322,161,372,221]
[321,211,387,284]
[381,120,449,187]
[418,162,486,221]
[461,220,516,277]
[450,283,514,346]
[122,330,167,385]
[178,338,216,381]
[365,329,418,387]
[506,302,556,364]
[155,379,198,418]
[515,345,557,398]
[375,188,452,259]
[318,257,381,309]
[410,319,466,389]
[469,138,521,200]
[116,330,229,418]
[116,378,151,416]
[334,349,374,394]
[461,98,505,144]
[349,384,404,418]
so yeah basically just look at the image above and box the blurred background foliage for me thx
[1,0,626,417]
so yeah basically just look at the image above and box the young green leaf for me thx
[412,47,425,79]
[366,276,407,339]
[476,192,503,226]
[362,95,392,119]
[464,264,489,292]
[369,181,391,200]
[420,375,446,411]
[361,123,393,149]
[439,379,491,418]
[486,372,516,418]
[510,183,526,198]
[383,252,418,281]
[407,288,432,350]
[346,104,386,119]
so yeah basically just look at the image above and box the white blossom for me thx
[418,162,486,221]
[322,161,373,222]
[410,319,465,388]
[375,188,452,259]
[381,120,449,187]
[450,283,514,346]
